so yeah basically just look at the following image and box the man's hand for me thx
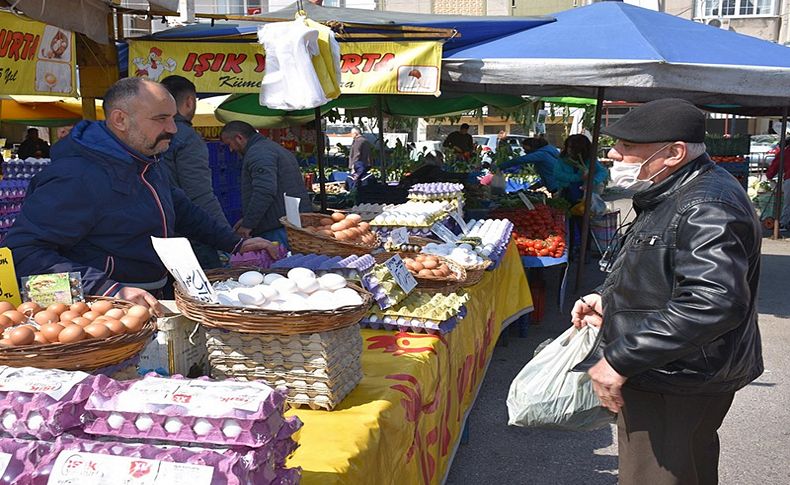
[117,287,164,317]
[588,357,627,413]
[571,293,604,329]
[239,237,279,258]
[235,226,252,238]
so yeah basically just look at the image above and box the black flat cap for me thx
[602,98,706,143]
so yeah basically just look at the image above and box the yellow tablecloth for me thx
[286,243,532,484]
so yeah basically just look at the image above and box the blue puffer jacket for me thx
[5,121,242,296]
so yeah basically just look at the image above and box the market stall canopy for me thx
[215,93,528,128]
[443,2,790,109]
[0,97,81,126]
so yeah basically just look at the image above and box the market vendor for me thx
[442,123,474,161]
[17,128,50,160]
[5,78,277,314]
[554,134,609,203]
[498,137,560,192]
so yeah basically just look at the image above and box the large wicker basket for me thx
[0,296,155,371]
[175,268,373,335]
[280,214,379,257]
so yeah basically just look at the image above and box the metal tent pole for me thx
[575,87,605,291]
[772,107,787,240]
[314,107,328,213]
[377,95,387,181]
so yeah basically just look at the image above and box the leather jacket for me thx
[575,155,763,395]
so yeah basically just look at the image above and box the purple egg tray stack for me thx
[229,245,288,270]
[407,182,465,201]
[270,253,375,280]
[359,306,468,335]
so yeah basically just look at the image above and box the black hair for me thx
[221,121,258,139]
[522,137,549,151]
[561,134,592,162]
[160,75,196,105]
[460,123,470,130]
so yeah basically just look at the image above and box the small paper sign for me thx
[0,366,90,401]
[518,192,536,210]
[384,255,417,295]
[390,227,409,247]
[151,237,217,303]
[431,222,459,244]
[22,272,74,307]
[284,194,302,229]
[0,248,20,307]
[450,208,469,234]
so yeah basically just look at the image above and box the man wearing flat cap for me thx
[570,99,763,484]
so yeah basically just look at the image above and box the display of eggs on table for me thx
[213,269,365,312]
[370,201,454,227]
[302,212,377,246]
[0,299,152,347]
[402,254,453,279]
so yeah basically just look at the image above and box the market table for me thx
[284,243,532,485]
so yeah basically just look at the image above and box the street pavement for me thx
[446,235,790,485]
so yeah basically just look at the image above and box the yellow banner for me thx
[0,12,77,96]
[128,40,442,96]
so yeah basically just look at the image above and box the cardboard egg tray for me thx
[360,314,461,335]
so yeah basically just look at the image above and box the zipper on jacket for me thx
[140,163,168,238]
[649,236,659,246]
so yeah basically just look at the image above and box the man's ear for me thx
[107,108,129,133]
[665,142,687,167]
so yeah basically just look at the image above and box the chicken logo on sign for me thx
[133,46,177,82]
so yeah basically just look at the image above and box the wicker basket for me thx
[0,296,155,371]
[280,214,379,257]
[461,267,487,287]
[175,268,372,335]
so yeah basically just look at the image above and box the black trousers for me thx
[617,386,735,485]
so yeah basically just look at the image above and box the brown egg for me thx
[58,324,86,343]
[359,222,370,232]
[34,310,59,326]
[330,222,345,232]
[40,323,65,343]
[331,212,345,222]
[3,311,27,325]
[126,305,151,320]
[418,269,433,277]
[104,319,127,336]
[346,214,362,224]
[0,315,13,330]
[334,230,349,241]
[0,338,12,347]
[58,310,81,322]
[318,229,334,238]
[104,308,126,320]
[9,326,35,346]
[422,259,438,270]
[82,311,102,321]
[320,217,334,226]
[411,262,424,272]
[90,300,114,315]
[33,332,49,345]
[17,302,42,316]
[84,323,111,340]
[403,258,414,265]
[69,302,90,314]
[0,302,15,314]
[362,233,376,245]
[432,269,448,277]
[415,254,426,263]
[71,317,92,327]
[120,315,144,333]
[46,303,69,315]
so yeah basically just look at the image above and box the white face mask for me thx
[610,143,673,191]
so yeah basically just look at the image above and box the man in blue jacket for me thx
[5,78,276,313]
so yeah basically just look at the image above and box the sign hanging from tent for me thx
[0,12,77,97]
[127,40,442,95]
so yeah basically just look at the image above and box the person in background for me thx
[220,121,310,247]
[5,78,276,314]
[17,128,50,159]
[554,134,608,204]
[160,75,230,269]
[499,137,560,193]
[347,127,372,189]
[765,146,790,230]
[442,123,474,161]
[571,98,762,485]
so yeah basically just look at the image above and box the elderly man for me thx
[220,121,310,247]
[6,78,276,313]
[571,99,763,485]
[347,127,371,189]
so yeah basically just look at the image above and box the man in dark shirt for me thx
[17,128,50,159]
[348,127,372,189]
[442,123,474,161]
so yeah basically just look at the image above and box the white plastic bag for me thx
[507,325,614,431]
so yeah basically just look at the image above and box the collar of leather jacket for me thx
[632,154,714,211]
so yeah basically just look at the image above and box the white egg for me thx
[237,288,266,306]
[279,294,309,312]
[318,273,347,291]
[261,300,281,311]
[193,418,214,436]
[27,412,44,431]
[217,292,240,306]
[222,419,242,438]
[271,277,297,295]
[135,414,154,432]
[238,271,264,287]
[296,277,320,294]
[307,291,334,311]
[332,288,363,307]
[1,411,17,429]
[164,417,183,434]
[263,273,285,285]
[107,412,126,430]
[287,267,315,281]
[256,285,278,300]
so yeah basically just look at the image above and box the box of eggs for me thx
[0,437,54,482]
[407,182,465,202]
[361,292,469,335]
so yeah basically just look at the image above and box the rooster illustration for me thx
[132,46,177,81]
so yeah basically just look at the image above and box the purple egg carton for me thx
[358,273,397,310]
[20,436,301,485]
[0,366,104,441]
[360,315,460,335]
[230,245,288,270]
[0,437,54,484]
[84,374,301,449]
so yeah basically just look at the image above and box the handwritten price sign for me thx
[384,255,417,294]
[151,237,217,303]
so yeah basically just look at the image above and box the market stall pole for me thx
[377,95,387,181]
[575,88,605,290]
[773,108,788,240]
[314,107,329,212]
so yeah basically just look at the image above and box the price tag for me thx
[21,272,75,307]
[431,222,459,244]
[517,192,536,210]
[390,227,409,247]
[151,237,217,303]
[284,194,302,228]
[384,255,417,294]
[450,208,469,234]
[0,248,20,307]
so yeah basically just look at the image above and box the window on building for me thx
[194,0,262,15]
[697,0,776,17]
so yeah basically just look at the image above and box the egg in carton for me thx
[361,315,461,335]
[83,374,299,450]
[0,437,53,481]
[19,435,301,485]
[0,366,106,440]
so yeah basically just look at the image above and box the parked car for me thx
[473,134,528,162]
[749,134,780,168]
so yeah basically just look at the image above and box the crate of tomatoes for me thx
[491,204,566,259]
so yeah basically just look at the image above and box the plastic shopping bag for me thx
[506,325,614,431]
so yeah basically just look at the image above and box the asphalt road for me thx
[446,236,790,485]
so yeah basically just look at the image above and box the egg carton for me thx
[0,437,54,481]
[205,347,361,380]
[368,292,469,323]
[208,358,362,389]
[360,314,462,335]
[284,365,363,411]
